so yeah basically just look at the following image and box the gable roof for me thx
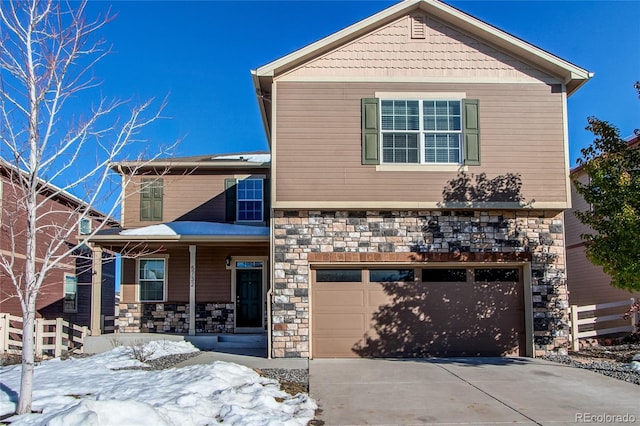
[252,0,592,142]
[0,159,118,226]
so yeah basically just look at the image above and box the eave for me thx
[88,234,269,244]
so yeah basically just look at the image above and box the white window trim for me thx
[376,164,468,172]
[63,273,78,313]
[137,256,169,303]
[228,256,268,332]
[236,177,264,223]
[79,217,92,235]
[380,98,464,166]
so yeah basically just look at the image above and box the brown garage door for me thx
[311,267,525,358]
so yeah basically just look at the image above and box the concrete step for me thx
[219,334,267,344]
[186,334,266,351]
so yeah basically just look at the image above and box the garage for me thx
[311,267,527,358]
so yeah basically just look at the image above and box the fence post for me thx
[632,298,638,332]
[81,326,89,353]
[0,313,6,353]
[55,317,64,358]
[34,318,43,356]
[570,305,579,352]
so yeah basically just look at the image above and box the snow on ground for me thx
[0,341,316,425]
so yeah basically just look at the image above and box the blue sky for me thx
[87,0,639,167]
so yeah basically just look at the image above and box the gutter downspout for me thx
[267,213,274,359]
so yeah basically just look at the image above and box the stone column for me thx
[188,245,196,336]
[90,245,103,335]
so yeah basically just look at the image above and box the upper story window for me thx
[361,97,479,167]
[140,178,163,221]
[381,99,462,164]
[236,178,263,222]
[79,217,92,235]
[224,176,269,223]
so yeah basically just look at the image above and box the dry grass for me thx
[0,353,21,366]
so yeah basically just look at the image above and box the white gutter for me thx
[251,70,272,146]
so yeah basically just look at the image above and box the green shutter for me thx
[225,178,237,222]
[140,179,152,221]
[361,98,380,165]
[140,178,163,221]
[462,99,481,166]
[263,178,271,222]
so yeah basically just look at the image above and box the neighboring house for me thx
[565,136,640,316]
[89,0,592,359]
[0,162,117,333]
[88,153,271,335]
[252,0,590,358]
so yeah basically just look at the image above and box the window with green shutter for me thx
[140,178,163,221]
[362,98,480,166]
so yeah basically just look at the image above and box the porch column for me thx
[90,245,103,335]
[188,245,196,336]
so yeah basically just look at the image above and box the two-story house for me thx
[89,153,271,335]
[253,0,590,358]
[0,162,117,332]
[89,0,592,359]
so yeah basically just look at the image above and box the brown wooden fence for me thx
[570,298,638,351]
[0,313,90,357]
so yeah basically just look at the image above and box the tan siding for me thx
[565,170,640,314]
[195,249,232,302]
[566,245,639,306]
[167,249,190,301]
[121,284,136,304]
[565,172,593,247]
[122,169,269,229]
[285,14,554,83]
[119,244,268,304]
[121,258,137,303]
[274,81,566,204]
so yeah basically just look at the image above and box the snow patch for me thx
[214,154,270,163]
[119,221,269,237]
[0,340,316,425]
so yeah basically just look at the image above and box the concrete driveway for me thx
[309,357,640,425]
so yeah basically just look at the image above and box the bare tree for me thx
[0,1,174,413]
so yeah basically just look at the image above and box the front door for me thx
[236,269,262,328]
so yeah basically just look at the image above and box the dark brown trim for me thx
[307,252,531,263]
[566,242,586,250]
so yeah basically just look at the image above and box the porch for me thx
[87,221,270,337]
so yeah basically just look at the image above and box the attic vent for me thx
[411,15,426,39]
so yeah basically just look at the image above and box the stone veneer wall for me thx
[273,210,569,358]
[117,302,234,333]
